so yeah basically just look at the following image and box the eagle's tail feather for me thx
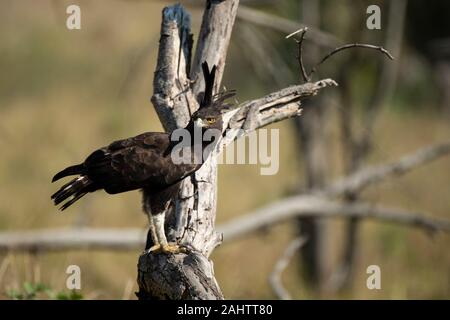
[52,164,84,182]
[60,191,88,211]
[51,176,93,211]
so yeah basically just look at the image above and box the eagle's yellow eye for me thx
[206,117,216,124]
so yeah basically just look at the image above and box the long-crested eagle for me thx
[51,62,237,254]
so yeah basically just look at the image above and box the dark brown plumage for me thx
[51,62,236,212]
[51,62,236,253]
[51,132,198,209]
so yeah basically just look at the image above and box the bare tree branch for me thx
[322,141,450,197]
[219,197,450,242]
[151,4,195,131]
[308,43,394,79]
[0,228,146,252]
[220,141,450,242]
[269,237,307,300]
[289,28,310,83]
[228,79,337,135]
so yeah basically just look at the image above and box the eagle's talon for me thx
[161,243,187,254]
[147,244,162,254]
[146,243,187,255]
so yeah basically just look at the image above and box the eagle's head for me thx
[191,98,237,133]
[190,61,238,134]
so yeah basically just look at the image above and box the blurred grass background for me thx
[0,0,449,299]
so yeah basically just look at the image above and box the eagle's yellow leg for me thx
[147,212,187,254]
[147,214,162,253]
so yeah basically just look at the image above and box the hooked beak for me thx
[194,118,206,128]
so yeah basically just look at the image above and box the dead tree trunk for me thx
[137,1,239,300]
[136,1,336,300]
[294,0,330,293]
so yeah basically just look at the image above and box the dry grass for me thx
[0,0,449,299]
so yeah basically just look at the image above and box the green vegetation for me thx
[6,282,82,300]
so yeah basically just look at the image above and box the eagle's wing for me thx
[85,132,189,194]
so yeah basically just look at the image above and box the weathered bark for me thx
[137,251,222,300]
